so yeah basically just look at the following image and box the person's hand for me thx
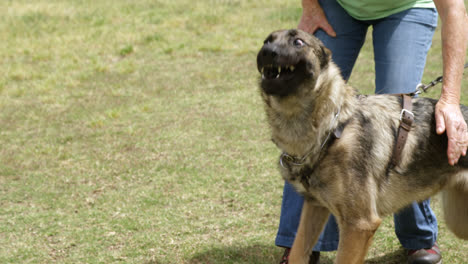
[298,1,336,37]
[435,99,468,165]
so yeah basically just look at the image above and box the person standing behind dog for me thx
[276,0,468,264]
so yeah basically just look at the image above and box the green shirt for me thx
[336,0,436,20]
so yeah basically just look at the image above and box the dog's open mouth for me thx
[261,65,296,80]
[257,59,308,97]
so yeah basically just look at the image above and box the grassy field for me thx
[1,0,467,263]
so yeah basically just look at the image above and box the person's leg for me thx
[394,201,438,249]
[315,0,369,80]
[276,184,343,252]
[275,0,369,252]
[276,181,343,251]
[371,7,439,250]
[275,182,304,248]
[372,8,438,95]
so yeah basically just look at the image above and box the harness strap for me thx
[391,94,414,167]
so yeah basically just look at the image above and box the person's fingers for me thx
[435,101,468,165]
[298,17,317,34]
[446,133,458,165]
[460,129,468,157]
[435,109,446,135]
[321,21,336,37]
[298,6,336,37]
[443,112,468,165]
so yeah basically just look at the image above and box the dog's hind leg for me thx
[289,199,330,264]
[335,217,382,264]
[443,173,468,239]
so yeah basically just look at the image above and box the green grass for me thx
[0,0,467,263]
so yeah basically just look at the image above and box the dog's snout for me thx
[258,44,280,71]
[262,45,278,59]
[261,45,277,59]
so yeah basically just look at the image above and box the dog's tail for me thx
[442,172,468,239]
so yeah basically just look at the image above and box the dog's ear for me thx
[319,46,331,69]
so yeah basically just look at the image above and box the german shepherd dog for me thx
[256,29,468,264]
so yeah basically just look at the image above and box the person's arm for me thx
[298,0,336,36]
[433,0,468,165]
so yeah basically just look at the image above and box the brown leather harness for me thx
[391,94,414,167]
[279,94,414,170]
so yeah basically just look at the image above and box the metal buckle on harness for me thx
[400,109,414,122]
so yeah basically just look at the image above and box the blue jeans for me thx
[275,0,439,251]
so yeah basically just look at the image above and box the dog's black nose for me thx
[261,44,277,60]
[258,44,279,71]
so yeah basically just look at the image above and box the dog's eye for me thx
[293,38,305,47]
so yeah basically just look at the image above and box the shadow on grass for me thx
[147,245,405,264]
[365,248,407,264]
[187,244,333,264]
[187,244,282,264]
[316,248,406,264]
[187,245,405,264]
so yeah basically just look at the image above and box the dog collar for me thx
[279,109,343,169]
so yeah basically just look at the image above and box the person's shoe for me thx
[407,243,442,264]
[279,248,320,264]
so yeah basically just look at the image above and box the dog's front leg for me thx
[335,218,382,264]
[289,199,330,264]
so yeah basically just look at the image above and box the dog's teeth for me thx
[278,67,281,73]
[290,66,295,71]
[262,74,265,80]
[276,74,280,79]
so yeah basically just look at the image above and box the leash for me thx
[415,63,468,95]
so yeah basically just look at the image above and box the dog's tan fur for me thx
[256,29,468,264]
